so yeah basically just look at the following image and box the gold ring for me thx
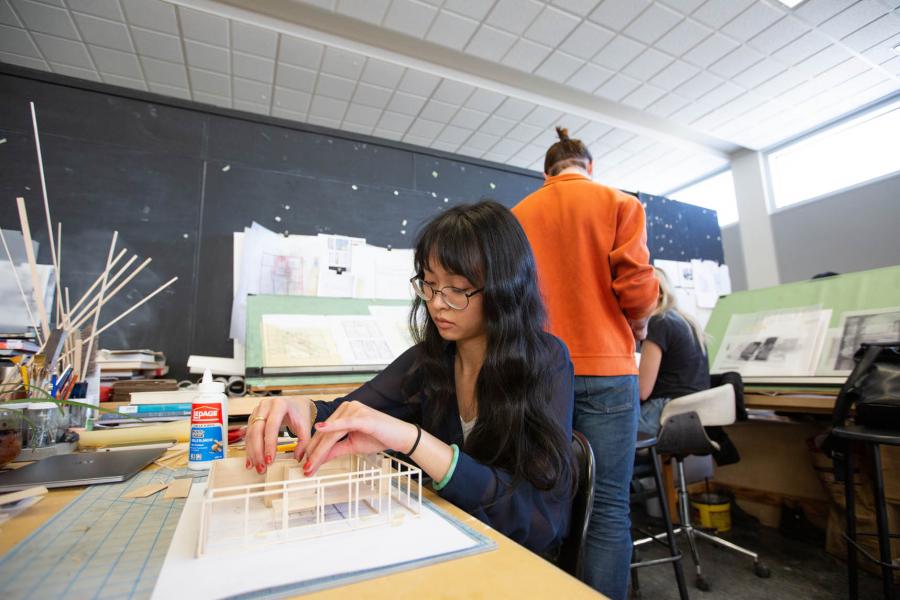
[249,416,266,426]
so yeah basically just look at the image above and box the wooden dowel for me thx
[69,257,152,330]
[83,276,178,344]
[55,221,62,326]
[68,254,141,326]
[80,231,117,380]
[0,227,43,346]
[67,248,128,316]
[15,197,50,339]
[30,102,64,330]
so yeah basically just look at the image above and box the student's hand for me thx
[302,400,418,476]
[629,317,649,341]
[245,396,313,473]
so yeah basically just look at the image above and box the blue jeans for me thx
[574,375,639,600]
[638,397,670,436]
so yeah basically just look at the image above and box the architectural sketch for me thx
[261,318,343,367]
[197,453,422,557]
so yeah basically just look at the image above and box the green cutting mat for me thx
[0,469,198,600]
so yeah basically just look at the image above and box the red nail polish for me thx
[245,459,250,469]
[265,454,272,464]
[256,465,264,473]
[316,422,326,428]
[304,461,310,469]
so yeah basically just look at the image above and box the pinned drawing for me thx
[197,453,422,557]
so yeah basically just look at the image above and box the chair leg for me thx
[844,441,859,600]
[868,442,896,600]
[631,546,642,599]
[651,447,689,600]
[677,458,709,592]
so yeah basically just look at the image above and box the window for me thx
[768,98,900,209]
[668,170,739,226]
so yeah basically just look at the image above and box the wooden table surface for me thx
[0,463,603,599]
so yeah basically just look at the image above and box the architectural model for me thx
[196,453,422,557]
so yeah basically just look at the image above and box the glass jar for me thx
[25,402,66,448]
[0,404,25,467]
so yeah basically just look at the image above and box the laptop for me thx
[0,448,165,493]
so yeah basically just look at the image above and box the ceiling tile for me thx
[72,13,131,51]
[812,57,871,87]
[566,62,614,92]
[793,0,856,26]
[550,0,602,17]
[279,36,323,69]
[495,97,537,120]
[721,1,783,41]
[466,131,500,151]
[232,51,274,84]
[320,46,364,79]
[432,78,475,104]
[316,72,355,100]
[534,51,584,82]
[32,32,92,67]
[66,0,123,21]
[184,40,229,73]
[772,29,832,64]
[621,47,673,81]
[645,92,690,118]
[559,21,614,59]
[0,50,47,68]
[443,0,493,20]
[232,99,269,115]
[141,55,188,87]
[148,83,189,100]
[378,110,414,133]
[425,9,478,50]
[480,115,517,136]
[397,68,440,96]
[501,38,552,72]
[451,107,488,129]
[488,137,524,158]
[464,24,517,61]
[623,3,682,45]
[506,122,542,143]
[130,27,183,63]
[177,7,228,46]
[682,33,739,68]
[276,62,317,92]
[524,5,581,47]
[0,24,40,56]
[747,15,809,53]
[386,91,426,115]
[89,44,140,77]
[862,31,900,64]
[464,88,506,113]
[0,1,21,26]
[352,82,392,108]
[621,83,666,109]
[841,14,900,52]
[649,59,700,90]
[818,1,888,39]
[658,0,705,17]
[408,117,443,138]
[593,35,645,70]
[692,0,756,29]
[731,57,787,88]
[575,121,613,141]
[50,61,98,79]
[345,122,375,135]
[708,44,764,78]
[383,0,437,38]
[792,44,853,77]
[234,76,269,103]
[752,67,806,97]
[486,0,544,36]
[595,72,642,101]
[336,0,390,24]
[189,66,229,96]
[273,86,311,113]
[271,105,305,120]
[101,73,145,90]
[231,21,277,58]
[360,58,404,88]
[120,0,177,35]
[419,99,456,122]
[654,18,712,55]
[437,124,471,145]
[432,140,461,153]
[11,0,78,38]
[588,0,650,31]
[308,115,342,129]
[673,69,726,99]
[343,102,381,127]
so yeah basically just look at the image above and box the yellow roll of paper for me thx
[76,420,191,448]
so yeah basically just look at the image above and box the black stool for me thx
[630,432,689,600]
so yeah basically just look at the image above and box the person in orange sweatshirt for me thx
[513,127,658,600]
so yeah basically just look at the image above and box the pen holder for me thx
[25,402,67,448]
[66,382,90,428]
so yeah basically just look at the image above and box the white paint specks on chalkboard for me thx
[0,138,6,144]
[443,198,449,203]
[401,219,407,226]
[401,230,406,235]
[431,171,438,178]
[431,192,436,198]
[183,233,189,239]
[393,190,399,196]
[275,216,282,222]
[222,165,231,172]
[489,183,496,190]
[351,184,358,190]
[284,205,291,210]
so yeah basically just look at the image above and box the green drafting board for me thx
[705,265,900,368]
[244,295,411,388]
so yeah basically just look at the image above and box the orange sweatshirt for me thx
[513,173,658,376]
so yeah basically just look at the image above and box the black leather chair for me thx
[557,430,595,581]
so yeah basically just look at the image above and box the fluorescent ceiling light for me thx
[775,0,806,7]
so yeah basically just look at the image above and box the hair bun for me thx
[555,126,569,141]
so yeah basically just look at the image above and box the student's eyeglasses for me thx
[410,277,483,311]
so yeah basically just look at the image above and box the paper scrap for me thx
[163,478,192,499]
[123,483,168,499]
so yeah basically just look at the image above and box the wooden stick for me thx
[30,102,64,331]
[83,276,178,344]
[0,227,43,345]
[63,286,72,358]
[67,248,128,317]
[16,197,50,339]
[55,221,62,326]
[80,231,117,380]
[0,485,48,506]
[68,256,148,329]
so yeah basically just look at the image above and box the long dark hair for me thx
[544,126,592,176]
[408,200,573,493]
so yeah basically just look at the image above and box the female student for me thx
[245,201,576,554]
[637,267,710,435]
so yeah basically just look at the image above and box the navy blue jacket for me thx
[314,337,575,554]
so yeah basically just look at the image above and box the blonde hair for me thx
[652,267,707,353]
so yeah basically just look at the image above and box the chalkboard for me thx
[0,64,723,377]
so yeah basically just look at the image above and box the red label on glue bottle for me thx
[188,368,228,470]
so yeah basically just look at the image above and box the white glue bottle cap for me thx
[198,368,225,394]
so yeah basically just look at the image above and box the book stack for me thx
[0,332,40,363]
[97,387,198,426]
[96,349,169,381]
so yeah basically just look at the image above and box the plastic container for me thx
[690,492,732,532]
[26,402,66,448]
[188,368,228,471]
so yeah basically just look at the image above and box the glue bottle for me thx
[188,368,228,470]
